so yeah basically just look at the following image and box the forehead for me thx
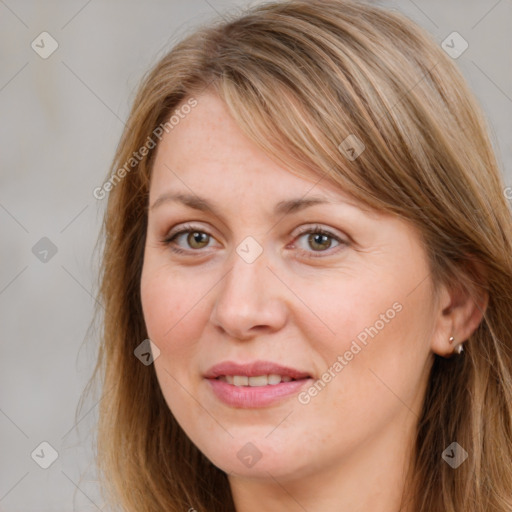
[149,92,371,213]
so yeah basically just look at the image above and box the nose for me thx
[209,245,288,341]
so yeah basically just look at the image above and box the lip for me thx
[204,360,313,408]
[204,360,312,380]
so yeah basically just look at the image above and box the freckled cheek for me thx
[140,271,207,360]
[294,280,380,345]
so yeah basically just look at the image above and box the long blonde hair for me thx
[85,1,512,510]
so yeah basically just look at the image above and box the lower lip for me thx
[206,377,313,408]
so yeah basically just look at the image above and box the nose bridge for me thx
[228,241,268,295]
[210,240,287,337]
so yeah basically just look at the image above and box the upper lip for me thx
[204,360,312,380]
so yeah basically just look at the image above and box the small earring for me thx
[449,336,455,345]
[455,343,464,355]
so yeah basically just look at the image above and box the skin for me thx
[140,91,486,512]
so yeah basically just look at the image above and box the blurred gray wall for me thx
[1,0,510,510]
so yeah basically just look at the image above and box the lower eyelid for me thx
[165,230,217,249]
[164,226,346,255]
[290,233,345,256]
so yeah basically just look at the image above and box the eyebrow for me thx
[149,192,337,217]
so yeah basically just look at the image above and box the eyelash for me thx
[161,223,347,259]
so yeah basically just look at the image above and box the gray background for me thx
[1,0,511,510]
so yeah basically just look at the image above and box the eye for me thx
[162,223,216,254]
[161,223,348,257]
[291,225,347,258]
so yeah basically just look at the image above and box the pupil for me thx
[190,232,207,247]
[310,233,330,250]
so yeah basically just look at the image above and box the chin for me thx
[197,436,313,481]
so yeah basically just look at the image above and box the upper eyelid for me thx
[165,222,344,239]
[164,223,346,248]
[164,223,220,244]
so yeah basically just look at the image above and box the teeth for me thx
[267,374,282,385]
[233,375,249,386]
[248,375,268,386]
[218,374,299,386]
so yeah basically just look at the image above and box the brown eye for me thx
[292,225,348,258]
[186,231,210,249]
[162,223,215,254]
[307,232,333,251]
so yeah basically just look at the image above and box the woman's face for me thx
[140,91,438,482]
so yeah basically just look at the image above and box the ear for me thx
[430,261,488,358]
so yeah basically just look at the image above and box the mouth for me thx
[204,360,312,381]
[215,374,308,386]
[204,360,313,408]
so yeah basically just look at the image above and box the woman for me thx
[87,0,512,510]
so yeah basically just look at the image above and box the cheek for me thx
[293,264,432,407]
[335,284,434,421]
[140,263,206,356]
[290,269,400,356]
[140,264,208,423]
